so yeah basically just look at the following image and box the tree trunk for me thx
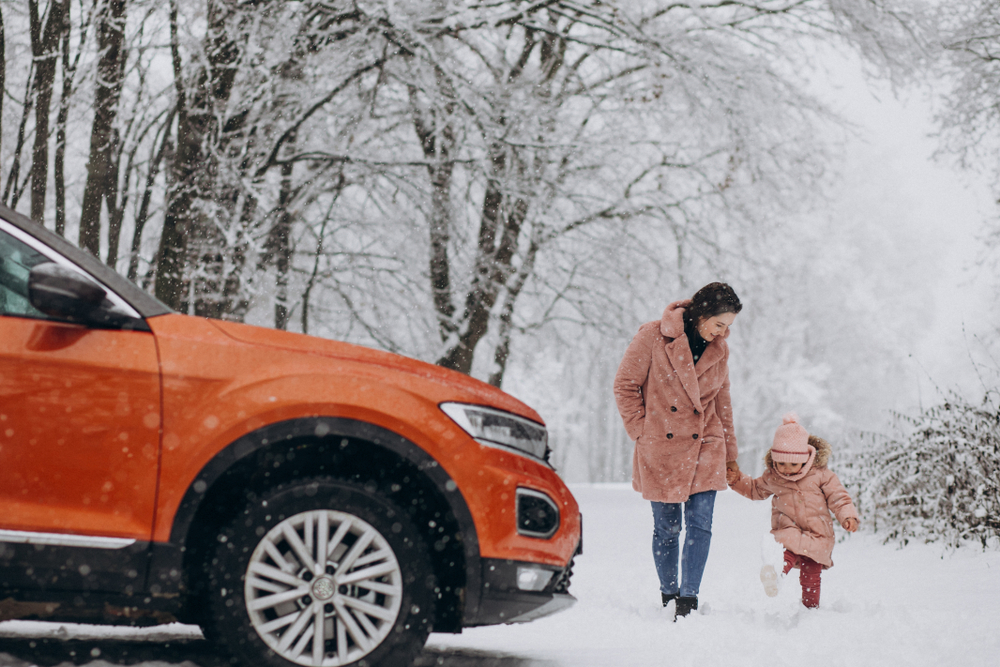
[155,0,194,309]
[156,0,243,313]
[300,216,326,336]
[437,144,528,375]
[440,22,561,377]
[54,0,92,236]
[155,113,198,310]
[301,173,344,336]
[219,190,254,322]
[104,123,125,268]
[0,5,6,191]
[28,0,66,225]
[428,158,456,339]
[193,0,247,320]
[272,154,295,330]
[78,0,127,256]
[53,21,70,237]
[488,235,539,388]
[129,109,175,281]
[4,62,36,210]
[408,81,458,343]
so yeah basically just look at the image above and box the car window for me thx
[0,227,51,319]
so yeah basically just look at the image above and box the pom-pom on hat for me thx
[770,413,811,463]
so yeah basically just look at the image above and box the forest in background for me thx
[2,1,1000,537]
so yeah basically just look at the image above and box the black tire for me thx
[205,477,435,667]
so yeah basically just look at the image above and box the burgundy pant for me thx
[783,550,822,608]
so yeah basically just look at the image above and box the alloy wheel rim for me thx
[244,509,403,666]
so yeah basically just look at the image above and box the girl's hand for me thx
[842,517,859,532]
[725,468,739,485]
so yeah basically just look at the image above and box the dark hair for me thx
[683,282,742,327]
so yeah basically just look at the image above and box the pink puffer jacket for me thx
[614,300,738,503]
[729,438,858,568]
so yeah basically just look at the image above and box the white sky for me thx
[813,49,995,408]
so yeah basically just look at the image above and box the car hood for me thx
[208,319,543,424]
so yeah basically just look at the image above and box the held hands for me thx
[841,517,859,532]
[725,461,740,485]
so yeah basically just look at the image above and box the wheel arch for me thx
[161,417,479,633]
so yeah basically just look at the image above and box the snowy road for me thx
[1,483,998,666]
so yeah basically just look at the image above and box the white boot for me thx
[759,535,784,598]
[760,564,779,597]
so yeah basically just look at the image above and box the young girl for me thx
[726,414,859,608]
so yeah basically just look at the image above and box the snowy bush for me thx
[852,393,1000,549]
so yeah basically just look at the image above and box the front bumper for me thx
[463,557,577,627]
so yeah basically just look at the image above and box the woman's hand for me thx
[841,517,859,532]
[725,460,740,485]
[725,460,740,483]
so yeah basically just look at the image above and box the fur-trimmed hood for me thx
[765,434,831,470]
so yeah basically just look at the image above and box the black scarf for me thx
[684,320,709,365]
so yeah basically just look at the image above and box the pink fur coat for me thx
[614,300,738,503]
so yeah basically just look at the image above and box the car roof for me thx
[0,203,173,319]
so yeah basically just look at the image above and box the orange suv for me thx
[0,204,581,667]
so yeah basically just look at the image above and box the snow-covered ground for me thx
[430,484,1000,666]
[1,483,998,666]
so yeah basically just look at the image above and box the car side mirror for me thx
[28,262,107,322]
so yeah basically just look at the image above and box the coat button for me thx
[692,434,698,439]
[670,406,677,412]
[666,433,673,439]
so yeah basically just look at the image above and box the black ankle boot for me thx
[661,592,678,607]
[674,596,698,619]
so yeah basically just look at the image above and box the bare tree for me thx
[127,105,175,280]
[0,0,941,485]
[28,0,67,224]
[77,0,128,255]
[53,0,93,237]
[934,3,1000,210]
[3,8,36,210]
[0,5,6,189]
[154,0,248,314]
[0,0,926,389]
[199,0,920,391]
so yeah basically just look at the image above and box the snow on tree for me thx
[850,393,1000,549]
[933,1,1000,198]
[0,0,944,481]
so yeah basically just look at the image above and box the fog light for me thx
[516,566,554,592]
[516,487,560,538]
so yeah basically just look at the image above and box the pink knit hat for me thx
[770,413,811,463]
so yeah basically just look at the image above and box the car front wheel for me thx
[207,478,434,667]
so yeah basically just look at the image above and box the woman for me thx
[613,282,742,619]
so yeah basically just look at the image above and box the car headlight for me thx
[440,402,549,462]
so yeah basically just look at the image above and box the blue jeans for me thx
[651,490,716,598]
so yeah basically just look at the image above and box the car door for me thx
[0,221,160,593]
